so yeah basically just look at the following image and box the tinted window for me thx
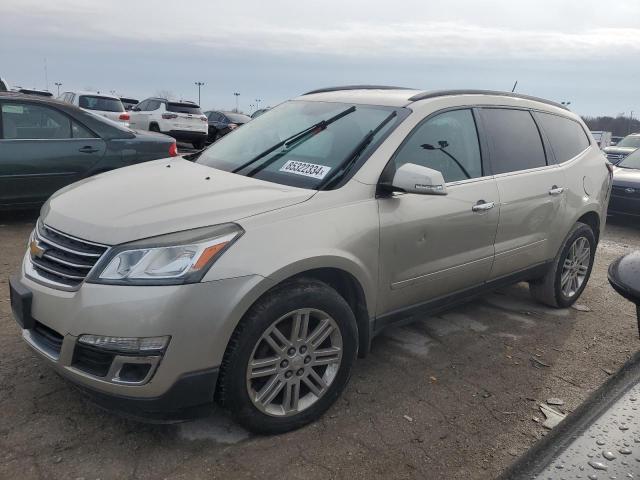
[143,100,159,111]
[535,112,590,163]
[225,112,251,123]
[167,102,202,114]
[482,109,546,174]
[392,109,483,182]
[72,121,96,138]
[1,103,72,139]
[79,95,124,112]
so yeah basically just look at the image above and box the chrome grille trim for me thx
[26,220,110,290]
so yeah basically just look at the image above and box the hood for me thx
[613,167,640,189]
[43,158,315,245]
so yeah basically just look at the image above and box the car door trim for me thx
[374,260,552,334]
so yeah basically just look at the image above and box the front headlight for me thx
[87,223,243,285]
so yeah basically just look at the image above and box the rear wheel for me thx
[217,279,358,434]
[529,222,596,308]
[192,138,206,150]
[149,123,160,133]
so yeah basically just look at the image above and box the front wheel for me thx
[529,222,596,308]
[217,279,358,434]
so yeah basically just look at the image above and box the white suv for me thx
[58,91,129,126]
[128,98,208,149]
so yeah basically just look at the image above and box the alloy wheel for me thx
[560,236,591,298]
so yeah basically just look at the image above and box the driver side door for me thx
[377,108,500,317]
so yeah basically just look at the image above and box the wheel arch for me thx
[575,210,601,243]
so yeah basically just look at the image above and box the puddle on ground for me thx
[177,411,250,444]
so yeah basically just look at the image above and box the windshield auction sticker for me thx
[279,160,331,179]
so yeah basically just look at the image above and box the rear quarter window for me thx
[534,112,590,163]
[481,108,547,174]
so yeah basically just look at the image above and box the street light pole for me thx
[233,92,240,112]
[54,82,62,96]
[195,81,205,105]
[255,98,261,110]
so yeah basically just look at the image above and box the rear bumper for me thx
[163,130,207,143]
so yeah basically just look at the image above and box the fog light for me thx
[78,335,170,353]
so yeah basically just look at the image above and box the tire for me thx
[192,139,206,150]
[217,279,358,434]
[529,222,596,308]
[149,123,160,133]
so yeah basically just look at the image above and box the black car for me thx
[609,148,640,218]
[204,110,251,142]
[120,97,139,111]
[0,92,178,208]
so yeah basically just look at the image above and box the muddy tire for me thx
[217,279,358,434]
[529,222,596,308]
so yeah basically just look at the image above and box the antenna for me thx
[511,80,518,93]
[44,58,49,91]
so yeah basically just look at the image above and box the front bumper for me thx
[11,257,270,418]
[608,190,640,216]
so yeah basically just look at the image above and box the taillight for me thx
[168,142,178,157]
[162,113,178,119]
[229,123,238,129]
[119,113,130,121]
[200,115,208,122]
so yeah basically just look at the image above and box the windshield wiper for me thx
[318,111,397,190]
[231,106,356,175]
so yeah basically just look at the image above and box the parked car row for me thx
[0,92,177,208]
[604,133,640,164]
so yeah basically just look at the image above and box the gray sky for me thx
[2,0,639,116]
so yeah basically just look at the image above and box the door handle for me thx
[549,186,564,196]
[472,200,495,212]
[78,146,99,154]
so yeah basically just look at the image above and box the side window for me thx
[533,112,590,164]
[481,108,546,174]
[136,100,148,111]
[147,100,161,111]
[392,109,483,182]
[72,121,96,139]
[1,103,72,140]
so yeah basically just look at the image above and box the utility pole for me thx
[233,92,240,112]
[44,58,49,91]
[54,82,62,96]
[195,81,205,105]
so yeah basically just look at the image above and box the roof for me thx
[299,85,570,111]
[67,90,120,99]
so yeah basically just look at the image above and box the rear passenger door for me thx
[0,101,106,206]
[479,108,566,279]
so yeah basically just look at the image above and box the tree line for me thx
[582,115,640,137]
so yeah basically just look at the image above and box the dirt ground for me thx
[1,211,639,480]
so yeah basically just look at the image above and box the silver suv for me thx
[10,87,612,433]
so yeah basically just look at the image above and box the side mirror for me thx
[385,163,447,195]
[608,252,640,337]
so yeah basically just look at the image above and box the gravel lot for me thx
[1,211,639,480]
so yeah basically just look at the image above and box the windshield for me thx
[197,100,403,189]
[619,149,640,169]
[79,95,124,112]
[616,136,640,148]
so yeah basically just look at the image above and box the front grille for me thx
[72,344,115,377]
[31,321,64,355]
[607,153,627,162]
[29,222,108,289]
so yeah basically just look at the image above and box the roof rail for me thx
[302,85,413,96]
[407,89,569,111]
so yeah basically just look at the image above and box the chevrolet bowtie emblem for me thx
[29,239,46,258]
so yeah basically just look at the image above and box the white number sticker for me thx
[279,160,331,180]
